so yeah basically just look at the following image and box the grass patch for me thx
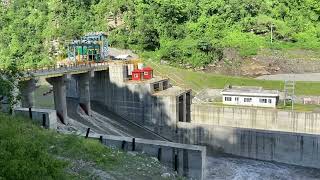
[277,103,320,112]
[146,61,320,96]
[258,48,320,61]
[0,113,178,179]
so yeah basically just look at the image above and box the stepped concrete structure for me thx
[86,63,192,141]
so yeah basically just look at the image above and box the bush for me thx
[222,29,267,57]
[156,37,222,67]
[0,114,67,180]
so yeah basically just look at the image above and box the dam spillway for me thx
[16,61,320,179]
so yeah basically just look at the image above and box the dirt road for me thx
[256,73,320,82]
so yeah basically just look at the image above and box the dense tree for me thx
[0,0,319,68]
[0,61,22,112]
[107,0,320,66]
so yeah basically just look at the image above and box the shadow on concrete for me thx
[177,121,320,170]
[88,69,177,140]
[67,97,166,140]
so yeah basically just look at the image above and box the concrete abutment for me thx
[73,71,94,115]
[19,78,37,108]
[46,75,69,124]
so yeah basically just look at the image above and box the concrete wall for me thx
[192,104,320,135]
[92,134,206,180]
[14,107,57,129]
[66,76,79,98]
[19,79,36,108]
[0,97,10,113]
[88,67,179,141]
[177,122,320,169]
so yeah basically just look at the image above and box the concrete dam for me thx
[65,62,320,168]
[17,61,320,179]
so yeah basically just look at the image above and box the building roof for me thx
[132,69,143,73]
[142,67,153,71]
[153,86,191,97]
[115,54,132,60]
[221,86,279,97]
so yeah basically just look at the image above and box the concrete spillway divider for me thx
[91,134,206,180]
[46,74,70,124]
[19,78,37,108]
[14,107,57,129]
[74,71,94,116]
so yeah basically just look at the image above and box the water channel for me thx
[206,155,320,180]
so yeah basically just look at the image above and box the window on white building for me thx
[225,97,232,101]
[259,99,267,103]
[244,98,252,102]
[235,97,239,101]
[268,99,272,104]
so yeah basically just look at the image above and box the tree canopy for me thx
[0,0,319,68]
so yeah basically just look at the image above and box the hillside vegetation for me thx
[0,0,319,68]
[147,61,320,96]
[0,113,177,179]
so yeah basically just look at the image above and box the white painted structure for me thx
[221,86,279,108]
[114,54,132,60]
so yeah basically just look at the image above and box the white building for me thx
[221,86,279,108]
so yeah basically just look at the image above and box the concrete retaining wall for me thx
[0,98,10,113]
[88,69,178,140]
[192,104,320,135]
[14,107,57,129]
[177,122,320,169]
[94,134,206,180]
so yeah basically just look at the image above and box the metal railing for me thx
[22,61,109,78]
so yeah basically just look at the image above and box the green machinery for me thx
[67,32,109,63]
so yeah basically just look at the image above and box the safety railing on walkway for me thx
[22,61,109,78]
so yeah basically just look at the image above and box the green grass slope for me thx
[147,61,320,96]
[0,113,178,180]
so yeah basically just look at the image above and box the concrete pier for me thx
[74,72,94,115]
[19,78,36,108]
[46,75,69,124]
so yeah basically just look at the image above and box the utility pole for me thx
[284,79,295,111]
[270,24,273,44]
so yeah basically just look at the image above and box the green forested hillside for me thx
[0,0,319,68]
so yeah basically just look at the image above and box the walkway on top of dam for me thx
[67,98,167,141]
[22,62,109,79]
